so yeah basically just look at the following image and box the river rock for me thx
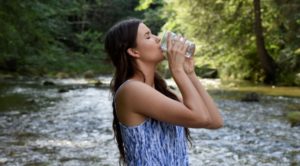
[26,99,36,104]
[95,80,103,87]
[83,70,95,79]
[42,80,56,86]
[58,88,69,93]
[241,92,260,102]
[0,157,8,164]
[55,72,70,79]
[194,65,218,78]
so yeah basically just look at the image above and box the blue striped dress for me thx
[119,118,189,165]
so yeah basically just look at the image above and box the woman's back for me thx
[120,118,189,165]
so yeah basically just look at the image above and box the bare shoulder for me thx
[114,80,154,126]
[115,80,153,100]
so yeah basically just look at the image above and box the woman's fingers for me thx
[166,33,188,58]
[167,32,171,52]
[182,40,189,55]
[172,36,187,53]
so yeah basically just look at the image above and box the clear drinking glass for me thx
[160,31,195,58]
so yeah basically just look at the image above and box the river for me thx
[0,76,299,166]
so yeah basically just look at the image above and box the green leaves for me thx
[136,0,154,11]
[160,0,299,84]
[0,0,143,76]
[0,0,298,83]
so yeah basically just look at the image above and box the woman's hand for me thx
[166,32,188,73]
[183,57,195,76]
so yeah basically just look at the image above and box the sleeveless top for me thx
[115,80,189,165]
[119,119,189,165]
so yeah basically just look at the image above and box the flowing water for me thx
[0,77,299,166]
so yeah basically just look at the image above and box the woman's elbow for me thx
[193,116,224,129]
[192,115,211,128]
[191,113,224,129]
[207,118,224,129]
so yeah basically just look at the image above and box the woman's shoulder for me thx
[115,79,153,98]
[115,80,153,126]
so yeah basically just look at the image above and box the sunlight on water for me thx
[0,78,299,165]
[31,139,96,148]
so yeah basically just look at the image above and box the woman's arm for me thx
[183,58,223,129]
[171,67,212,126]
[116,35,213,128]
[166,36,212,125]
[188,72,223,129]
[116,80,211,128]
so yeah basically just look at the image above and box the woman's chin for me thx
[160,52,166,60]
[158,54,165,62]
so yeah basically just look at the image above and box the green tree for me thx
[136,0,166,35]
[0,0,143,76]
[160,0,299,85]
[162,0,259,81]
[253,0,277,84]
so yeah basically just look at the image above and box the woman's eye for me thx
[146,36,150,39]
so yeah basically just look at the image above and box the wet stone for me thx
[42,81,55,86]
[241,92,260,102]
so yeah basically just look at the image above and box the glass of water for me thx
[160,31,195,58]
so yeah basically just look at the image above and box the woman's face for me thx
[134,23,164,63]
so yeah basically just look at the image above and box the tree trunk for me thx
[253,0,277,84]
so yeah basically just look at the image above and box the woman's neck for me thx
[132,63,156,88]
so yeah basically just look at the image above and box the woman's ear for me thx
[127,48,140,58]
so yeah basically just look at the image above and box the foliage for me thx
[159,0,300,85]
[136,0,166,35]
[0,0,299,85]
[0,0,142,76]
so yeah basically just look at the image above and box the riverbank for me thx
[166,78,300,98]
[1,73,300,98]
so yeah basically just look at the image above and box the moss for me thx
[286,104,300,112]
[287,111,300,127]
[55,72,70,79]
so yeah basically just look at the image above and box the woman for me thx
[104,18,223,165]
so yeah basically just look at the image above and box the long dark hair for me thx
[104,18,191,164]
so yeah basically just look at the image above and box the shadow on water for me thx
[0,77,299,165]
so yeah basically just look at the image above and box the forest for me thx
[0,0,299,86]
